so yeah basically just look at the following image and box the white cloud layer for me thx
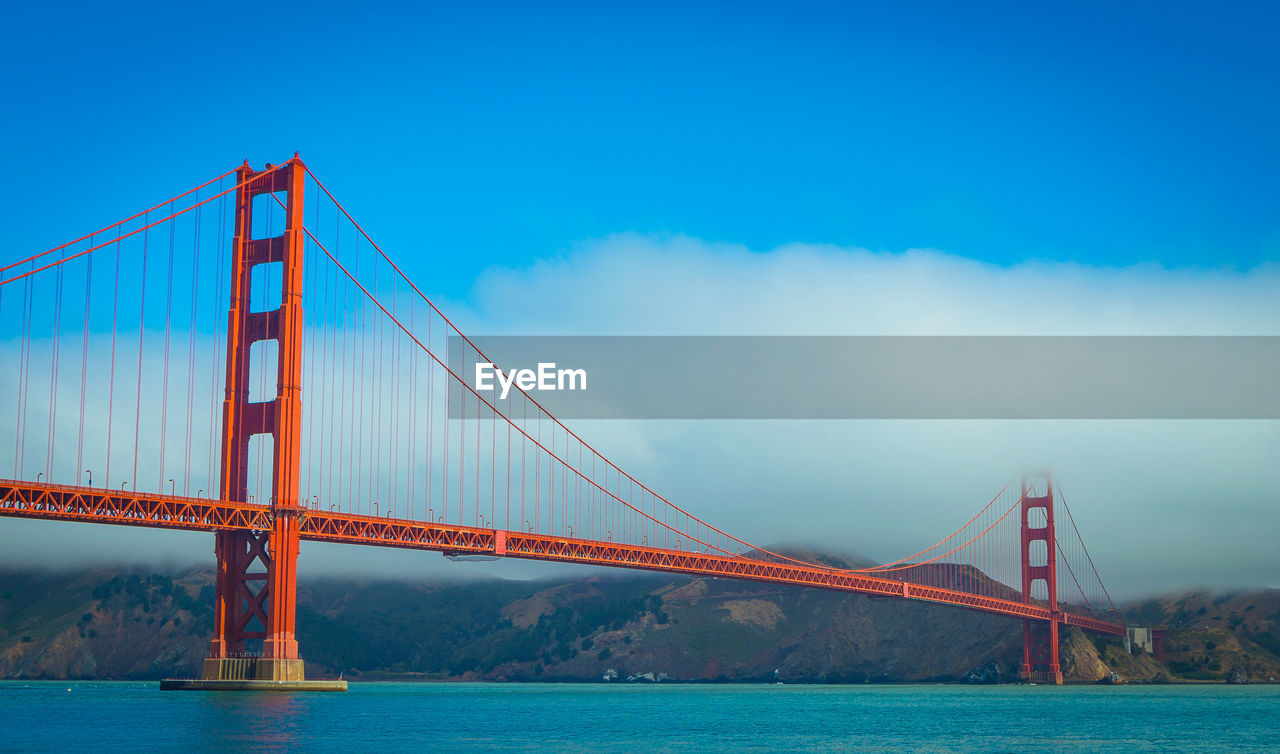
[464,235,1280,336]
[450,235,1280,598]
[3,236,1278,599]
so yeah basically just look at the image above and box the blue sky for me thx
[4,1,1278,301]
[2,2,1280,592]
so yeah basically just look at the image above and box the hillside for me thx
[1,562,1277,683]
[1119,589,1280,683]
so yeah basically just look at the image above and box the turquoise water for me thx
[1,681,1277,751]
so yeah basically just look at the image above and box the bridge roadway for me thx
[0,479,1124,636]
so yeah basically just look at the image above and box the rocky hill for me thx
[1117,589,1280,684]
[1,560,1276,683]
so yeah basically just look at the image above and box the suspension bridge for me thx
[0,156,1128,688]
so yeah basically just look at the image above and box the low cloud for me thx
[466,234,1280,336]
[452,235,1280,598]
[3,236,1277,598]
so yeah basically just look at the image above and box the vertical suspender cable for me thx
[408,298,417,520]
[183,202,201,494]
[159,202,176,491]
[75,244,93,480]
[106,229,121,486]
[46,258,65,480]
[207,187,226,495]
[372,252,383,511]
[132,218,150,489]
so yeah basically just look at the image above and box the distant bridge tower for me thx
[203,157,307,683]
[1020,475,1063,684]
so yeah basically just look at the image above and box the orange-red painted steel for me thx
[0,479,1125,637]
[0,158,1127,683]
[210,158,306,661]
[1020,483,1065,682]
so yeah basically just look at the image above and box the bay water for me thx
[1,681,1276,751]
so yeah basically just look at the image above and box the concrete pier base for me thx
[161,655,344,691]
[160,678,347,691]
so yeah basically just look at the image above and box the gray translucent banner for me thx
[446,336,1280,419]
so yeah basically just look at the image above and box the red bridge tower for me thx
[1020,476,1063,684]
[202,157,307,683]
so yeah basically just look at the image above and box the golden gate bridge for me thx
[0,156,1127,688]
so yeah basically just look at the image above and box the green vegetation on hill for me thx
[1119,589,1280,683]
[1,564,1277,683]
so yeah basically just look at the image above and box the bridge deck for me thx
[0,479,1124,636]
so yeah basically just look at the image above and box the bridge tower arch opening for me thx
[203,157,307,683]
